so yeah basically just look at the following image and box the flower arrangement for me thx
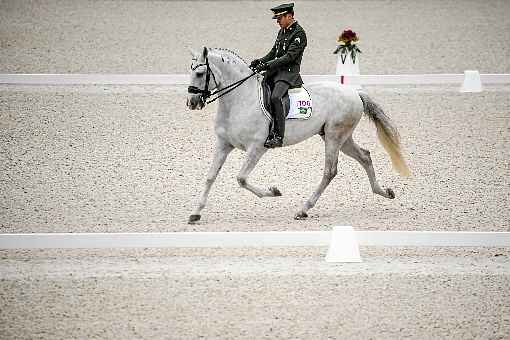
[333,28,362,64]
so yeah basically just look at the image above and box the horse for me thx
[186,46,410,224]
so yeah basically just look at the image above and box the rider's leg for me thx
[271,81,289,138]
[266,81,290,148]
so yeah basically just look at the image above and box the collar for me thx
[287,20,297,31]
[283,20,297,33]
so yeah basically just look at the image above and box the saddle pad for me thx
[258,80,313,121]
[287,87,312,120]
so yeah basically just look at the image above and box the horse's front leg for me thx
[188,140,233,224]
[237,146,282,198]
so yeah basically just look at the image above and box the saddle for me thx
[258,78,312,121]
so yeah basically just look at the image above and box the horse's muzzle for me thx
[187,94,205,110]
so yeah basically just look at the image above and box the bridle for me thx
[187,55,218,102]
[187,55,257,105]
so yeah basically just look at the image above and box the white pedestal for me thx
[325,226,362,263]
[335,51,361,88]
[460,70,483,92]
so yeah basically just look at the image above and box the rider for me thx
[250,3,307,148]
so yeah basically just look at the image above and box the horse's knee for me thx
[237,176,247,187]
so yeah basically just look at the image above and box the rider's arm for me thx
[266,31,306,69]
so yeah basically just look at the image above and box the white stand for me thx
[460,70,482,92]
[325,226,362,263]
[335,51,361,88]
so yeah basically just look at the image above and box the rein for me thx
[188,55,257,104]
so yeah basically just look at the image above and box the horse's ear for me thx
[188,47,197,57]
[202,46,208,59]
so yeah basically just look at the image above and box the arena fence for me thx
[1,73,509,86]
[2,230,509,249]
[1,229,509,262]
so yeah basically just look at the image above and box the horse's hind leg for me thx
[295,134,343,220]
[341,137,395,199]
[237,146,282,198]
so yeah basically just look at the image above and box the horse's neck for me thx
[213,59,251,93]
[213,60,258,113]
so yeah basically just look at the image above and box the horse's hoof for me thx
[294,211,308,220]
[386,188,395,199]
[270,186,282,197]
[188,214,201,224]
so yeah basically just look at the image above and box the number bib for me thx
[287,87,312,120]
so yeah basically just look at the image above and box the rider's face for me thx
[276,14,293,28]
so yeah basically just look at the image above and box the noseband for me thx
[188,55,257,105]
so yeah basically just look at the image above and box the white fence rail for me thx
[1,73,509,86]
[1,231,509,249]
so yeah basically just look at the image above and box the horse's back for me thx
[307,82,363,113]
[284,82,363,146]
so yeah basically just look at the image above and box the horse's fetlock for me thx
[361,148,371,157]
[325,168,337,180]
[359,148,372,164]
[237,177,247,187]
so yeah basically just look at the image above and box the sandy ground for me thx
[1,83,509,339]
[1,247,509,339]
[1,85,509,233]
[1,1,510,339]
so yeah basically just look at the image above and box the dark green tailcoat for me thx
[259,21,307,87]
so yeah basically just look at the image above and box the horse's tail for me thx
[359,92,411,177]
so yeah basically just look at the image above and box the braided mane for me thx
[210,47,248,65]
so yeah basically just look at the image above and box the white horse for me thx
[187,47,410,224]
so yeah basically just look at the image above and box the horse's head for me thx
[187,47,219,110]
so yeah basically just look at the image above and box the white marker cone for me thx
[460,70,482,92]
[325,226,362,263]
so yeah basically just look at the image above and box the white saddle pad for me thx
[258,81,313,121]
[287,87,313,120]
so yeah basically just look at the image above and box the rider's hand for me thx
[249,59,260,70]
[255,62,269,73]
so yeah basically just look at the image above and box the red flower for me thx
[333,28,361,62]
[338,29,359,44]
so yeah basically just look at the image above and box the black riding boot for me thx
[264,100,285,148]
[265,82,288,148]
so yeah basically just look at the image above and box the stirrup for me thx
[264,135,283,148]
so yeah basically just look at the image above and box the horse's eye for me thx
[196,72,204,77]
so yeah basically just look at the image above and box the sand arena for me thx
[1,1,509,339]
